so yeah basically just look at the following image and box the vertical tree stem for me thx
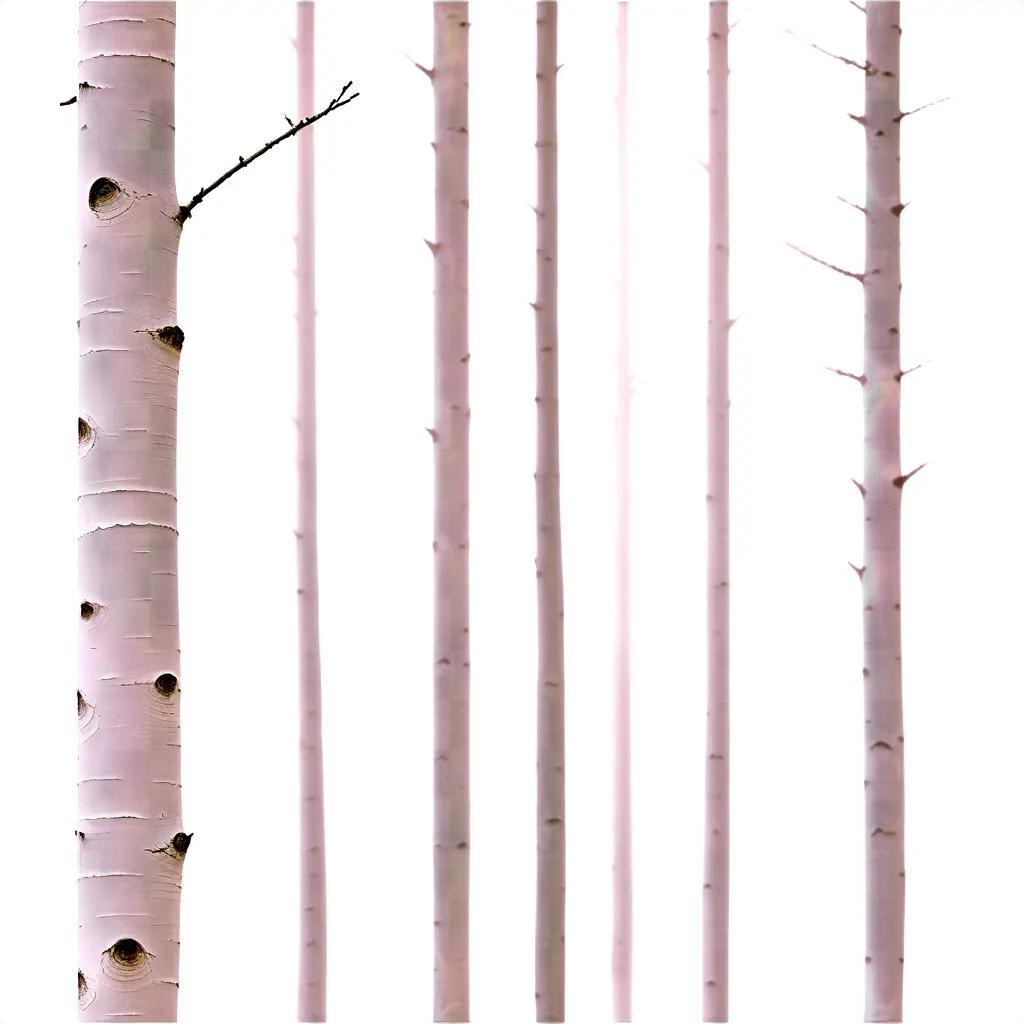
[431,5,471,1021]
[296,4,327,1020]
[77,5,185,1021]
[862,5,904,1020]
[704,4,730,1021]
[534,4,566,1021]
[612,5,633,1021]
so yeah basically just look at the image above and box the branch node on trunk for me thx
[137,325,184,352]
[787,242,864,283]
[852,478,866,498]
[849,562,866,580]
[424,238,441,256]
[826,365,866,385]
[893,463,926,489]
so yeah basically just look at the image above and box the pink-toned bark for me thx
[77,5,186,1021]
[429,5,471,1021]
[860,5,905,1020]
[704,4,730,1021]
[534,4,565,1021]
[295,4,327,1020]
[612,6,633,1021]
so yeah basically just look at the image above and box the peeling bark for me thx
[534,4,565,1021]
[704,4,730,1021]
[431,5,471,1021]
[860,5,905,1020]
[77,5,185,1021]
[295,4,327,1021]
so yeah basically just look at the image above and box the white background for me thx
[0,1,1022,1021]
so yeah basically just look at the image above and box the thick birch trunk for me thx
[295,4,327,1020]
[77,5,186,1021]
[861,5,904,1020]
[431,5,471,1020]
[704,4,730,1021]
[534,4,565,1021]
[612,5,633,1022]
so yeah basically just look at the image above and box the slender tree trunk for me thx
[295,4,327,1020]
[77,5,187,1021]
[861,5,904,1020]
[534,4,565,1021]
[611,5,633,1020]
[704,4,730,1021]
[430,5,471,1020]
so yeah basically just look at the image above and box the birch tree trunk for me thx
[612,6,633,1020]
[861,5,905,1019]
[430,5,471,1020]
[704,4,730,1020]
[534,4,565,1020]
[295,4,327,1020]
[77,5,187,1021]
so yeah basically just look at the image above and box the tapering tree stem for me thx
[295,4,327,1020]
[431,5,471,1021]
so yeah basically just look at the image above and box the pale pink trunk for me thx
[295,4,327,1020]
[861,5,904,1019]
[612,5,633,1021]
[704,4,730,1021]
[534,4,565,1021]
[430,5,471,1021]
[77,5,186,1021]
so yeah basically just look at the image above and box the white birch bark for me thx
[77,5,186,1021]
[704,4,730,1020]
[534,4,565,1020]
[612,6,633,1020]
[430,5,471,1020]
[295,4,327,1020]
[861,4,905,1019]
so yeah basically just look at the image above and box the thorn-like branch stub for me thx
[848,0,866,12]
[838,195,867,215]
[893,463,927,489]
[176,82,359,225]
[786,30,871,73]
[895,96,950,122]
[787,242,864,283]
[827,365,866,385]
[852,478,867,498]
[849,562,866,580]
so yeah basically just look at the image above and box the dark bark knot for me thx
[88,177,132,220]
[172,831,192,854]
[77,690,86,717]
[153,672,178,698]
[142,325,184,353]
[78,417,91,443]
[108,938,148,970]
[81,601,97,621]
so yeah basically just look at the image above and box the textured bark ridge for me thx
[295,4,327,1021]
[704,4,730,1021]
[430,4,471,1021]
[612,5,633,1021]
[534,4,565,1021]
[77,5,185,1021]
[861,5,905,1020]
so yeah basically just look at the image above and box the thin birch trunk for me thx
[861,5,905,1019]
[704,4,730,1021]
[534,4,565,1021]
[295,3,327,1020]
[77,5,186,1020]
[612,5,633,1020]
[430,5,471,1020]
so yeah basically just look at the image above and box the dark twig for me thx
[60,95,77,106]
[176,81,359,225]
[786,242,865,283]
[786,29,871,72]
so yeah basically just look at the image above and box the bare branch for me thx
[848,0,866,12]
[852,478,866,498]
[895,361,928,381]
[849,562,866,580]
[176,82,359,225]
[893,463,927,489]
[826,365,866,385]
[849,112,867,126]
[895,96,950,122]
[402,50,434,80]
[786,29,869,72]
[786,242,864,283]
[60,94,77,106]
[838,194,867,215]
